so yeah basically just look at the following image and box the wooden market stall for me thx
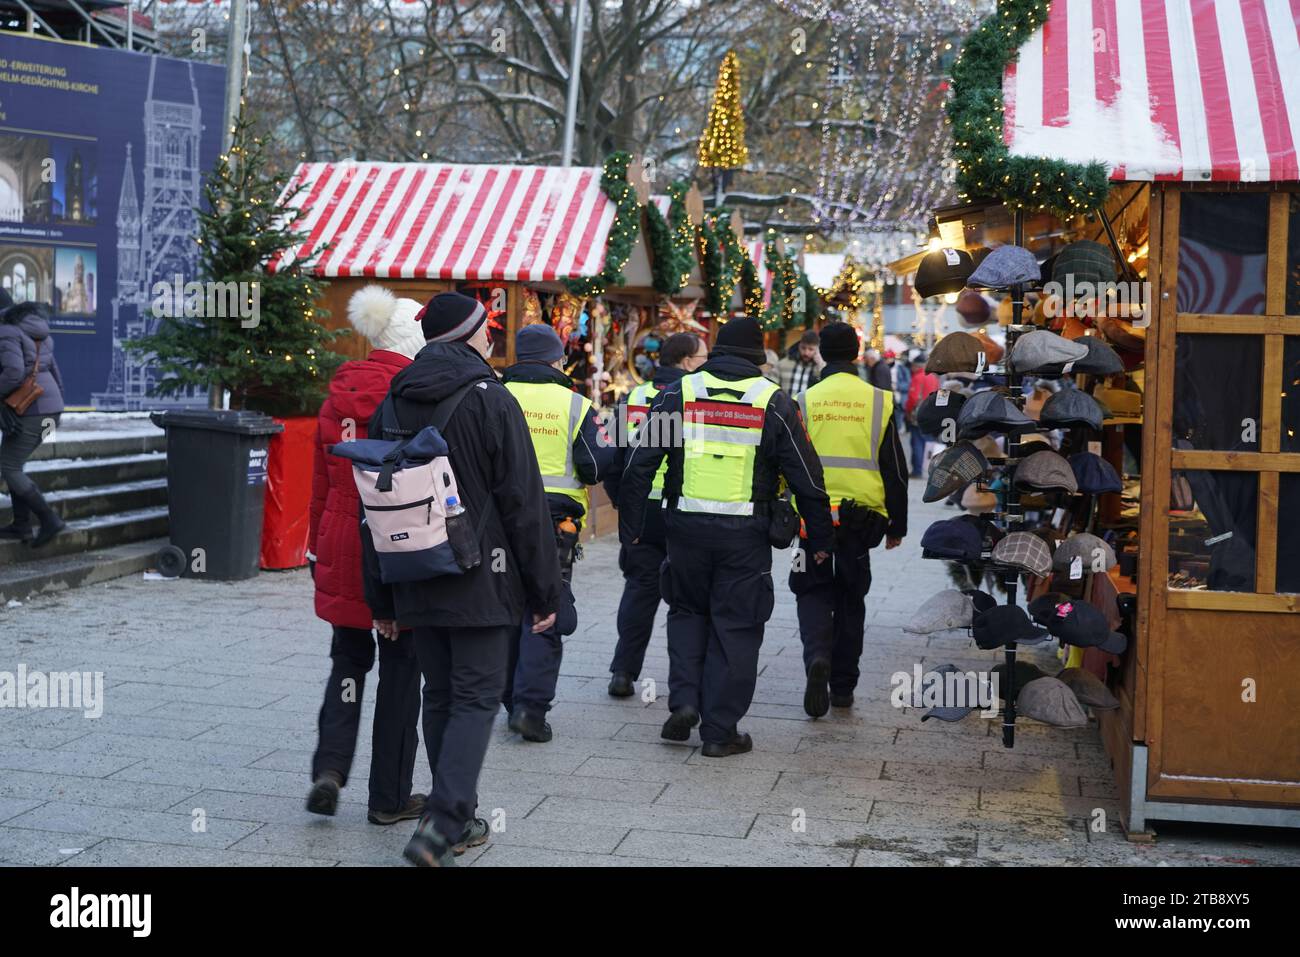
[943,0,1300,834]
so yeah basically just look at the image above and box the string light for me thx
[698,51,749,170]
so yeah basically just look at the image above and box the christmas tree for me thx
[128,112,343,418]
[698,50,749,170]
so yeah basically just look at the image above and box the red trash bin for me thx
[260,416,317,570]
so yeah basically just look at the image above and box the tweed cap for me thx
[968,245,1041,289]
[1014,449,1079,494]
[1051,240,1118,289]
[923,441,988,503]
[1040,388,1105,431]
[1053,533,1118,574]
[956,390,1037,439]
[926,331,991,375]
[991,531,1053,578]
[1017,677,1089,728]
[1069,334,1125,375]
[1056,667,1120,710]
[1009,330,1089,374]
[904,590,975,635]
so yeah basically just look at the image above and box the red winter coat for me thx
[308,349,412,629]
[906,370,941,416]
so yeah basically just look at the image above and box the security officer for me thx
[605,332,709,698]
[790,322,909,718]
[502,323,613,742]
[619,317,833,757]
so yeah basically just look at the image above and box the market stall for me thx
[914,0,1300,835]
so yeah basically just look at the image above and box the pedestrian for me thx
[778,328,825,395]
[0,293,66,549]
[364,292,563,868]
[905,354,941,477]
[605,332,708,698]
[892,350,912,434]
[789,322,909,716]
[863,347,894,392]
[305,285,428,825]
[500,323,613,743]
[619,317,833,757]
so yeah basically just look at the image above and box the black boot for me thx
[305,770,343,816]
[701,732,753,758]
[508,709,553,743]
[607,672,635,698]
[13,486,64,549]
[660,706,699,742]
[0,522,33,542]
[803,658,831,719]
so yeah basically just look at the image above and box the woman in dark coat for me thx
[305,284,428,826]
[0,294,66,548]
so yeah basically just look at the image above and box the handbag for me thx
[4,339,44,415]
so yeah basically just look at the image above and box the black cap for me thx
[916,388,966,437]
[920,517,983,562]
[972,605,1050,650]
[1036,597,1128,654]
[713,317,766,364]
[914,247,975,299]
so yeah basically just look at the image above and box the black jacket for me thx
[815,363,911,539]
[500,361,614,522]
[617,354,835,553]
[603,364,685,546]
[363,342,563,628]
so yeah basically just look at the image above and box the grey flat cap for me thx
[1055,667,1120,710]
[904,590,976,635]
[1014,449,1079,494]
[1010,330,1090,374]
[968,245,1041,290]
[1016,676,1089,728]
[1053,533,1117,574]
[1040,388,1105,431]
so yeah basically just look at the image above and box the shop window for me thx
[1284,337,1300,452]
[1168,470,1257,593]
[1178,192,1268,315]
[1279,475,1300,594]
[1172,335,1261,451]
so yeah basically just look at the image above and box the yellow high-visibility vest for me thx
[505,380,592,514]
[626,381,668,499]
[797,373,891,521]
[677,371,778,516]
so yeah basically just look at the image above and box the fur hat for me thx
[347,285,426,359]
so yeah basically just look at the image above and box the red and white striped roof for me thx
[1003,0,1300,182]
[649,194,672,218]
[269,162,617,280]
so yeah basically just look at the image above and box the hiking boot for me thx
[607,672,635,698]
[368,792,427,826]
[0,522,33,542]
[30,517,67,549]
[454,816,490,855]
[305,770,343,816]
[660,706,699,742]
[508,710,553,743]
[403,819,457,868]
[831,693,855,709]
[701,732,753,758]
[804,658,831,719]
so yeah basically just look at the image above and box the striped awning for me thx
[1003,0,1300,182]
[269,162,617,280]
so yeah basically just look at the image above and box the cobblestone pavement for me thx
[2,495,1298,867]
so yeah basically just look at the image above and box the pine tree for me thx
[698,50,749,170]
[128,113,343,417]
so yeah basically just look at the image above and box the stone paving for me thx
[1,493,1298,867]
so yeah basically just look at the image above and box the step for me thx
[29,428,166,463]
[0,506,169,567]
[21,452,168,493]
[0,537,168,605]
[0,478,168,525]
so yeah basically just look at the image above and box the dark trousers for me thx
[503,579,573,716]
[311,625,421,813]
[790,527,873,697]
[665,516,775,745]
[609,539,667,679]
[908,425,928,477]
[413,624,512,845]
[0,413,58,529]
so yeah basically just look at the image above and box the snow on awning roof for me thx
[1003,0,1300,182]
[269,162,616,281]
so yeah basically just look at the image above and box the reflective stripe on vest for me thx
[505,380,592,512]
[797,374,891,518]
[677,371,778,516]
[627,381,667,499]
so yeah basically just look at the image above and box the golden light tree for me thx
[698,50,749,170]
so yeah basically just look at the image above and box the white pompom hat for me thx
[346,284,426,359]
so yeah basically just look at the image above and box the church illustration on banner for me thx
[94,56,207,410]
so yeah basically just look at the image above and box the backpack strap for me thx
[430,378,482,433]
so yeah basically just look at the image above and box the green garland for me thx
[698,208,747,314]
[564,151,641,297]
[948,0,1110,215]
[646,180,696,295]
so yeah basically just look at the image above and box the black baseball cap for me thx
[972,605,1050,649]
[1035,597,1127,654]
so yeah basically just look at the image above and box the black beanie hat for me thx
[819,322,859,362]
[712,317,766,364]
[418,291,487,343]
